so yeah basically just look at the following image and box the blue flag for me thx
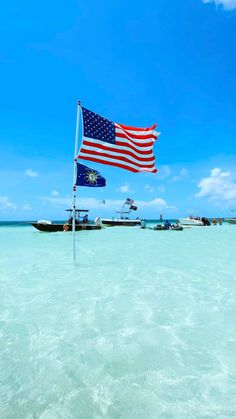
[76,163,106,187]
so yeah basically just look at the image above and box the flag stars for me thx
[82,107,115,144]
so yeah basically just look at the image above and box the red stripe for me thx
[78,155,157,173]
[115,131,157,141]
[115,139,153,152]
[82,140,154,158]
[115,136,155,148]
[79,149,155,168]
[116,123,157,132]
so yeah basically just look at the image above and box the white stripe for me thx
[115,123,157,137]
[115,128,157,143]
[78,152,156,171]
[80,145,155,167]
[83,136,154,152]
[114,136,155,150]
[82,137,154,157]
[116,125,161,140]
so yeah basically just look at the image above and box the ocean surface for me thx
[1,221,236,418]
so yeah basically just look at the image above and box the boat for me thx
[178,216,211,226]
[153,224,183,231]
[179,217,204,226]
[101,199,141,227]
[31,209,102,232]
[101,212,141,227]
[225,218,236,224]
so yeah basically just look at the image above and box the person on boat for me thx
[68,216,79,225]
[63,223,69,231]
[83,214,88,224]
[172,221,180,228]
[164,220,171,229]
[202,217,211,226]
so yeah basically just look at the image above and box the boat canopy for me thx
[65,209,89,212]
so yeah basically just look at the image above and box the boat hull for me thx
[153,225,183,231]
[31,223,102,232]
[179,218,204,226]
[225,218,236,224]
[101,219,141,227]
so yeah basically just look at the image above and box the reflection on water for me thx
[0,224,236,418]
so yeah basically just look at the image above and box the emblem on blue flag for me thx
[76,163,106,187]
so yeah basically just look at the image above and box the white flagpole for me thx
[72,100,81,261]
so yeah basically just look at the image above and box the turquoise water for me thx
[1,223,236,418]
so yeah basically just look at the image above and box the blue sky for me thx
[1,0,236,220]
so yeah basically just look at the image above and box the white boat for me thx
[225,218,236,224]
[101,216,141,227]
[179,217,205,226]
[101,199,141,227]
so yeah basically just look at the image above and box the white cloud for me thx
[0,196,17,210]
[144,184,165,193]
[38,196,71,207]
[119,183,132,193]
[157,165,171,180]
[51,190,59,196]
[171,168,188,182]
[25,168,38,177]
[38,195,172,210]
[196,168,236,203]
[203,0,236,10]
[22,204,32,211]
[145,184,155,193]
[157,185,165,193]
[136,198,170,209]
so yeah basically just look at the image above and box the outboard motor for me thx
[141,219,146,228]
[94,217,102,227]
[202,217,211,226]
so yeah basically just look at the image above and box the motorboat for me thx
[31,209,102,232]
[153,224,183,231]
[225,218,236,224]
[101,198,141,227]
[101,213,141,227]
[178,216,210,226]
[179,217,204,226]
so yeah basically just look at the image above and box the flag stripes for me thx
[81,140,154,158]
[78,107,159,173]
[80,148,155,166]
[79,155,157,173]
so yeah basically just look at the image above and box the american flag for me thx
[125,198,134,205]
[78,107,159,173]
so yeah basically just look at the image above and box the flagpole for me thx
[72,100,81,261]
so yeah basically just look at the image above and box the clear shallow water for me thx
[0,223,236,418]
